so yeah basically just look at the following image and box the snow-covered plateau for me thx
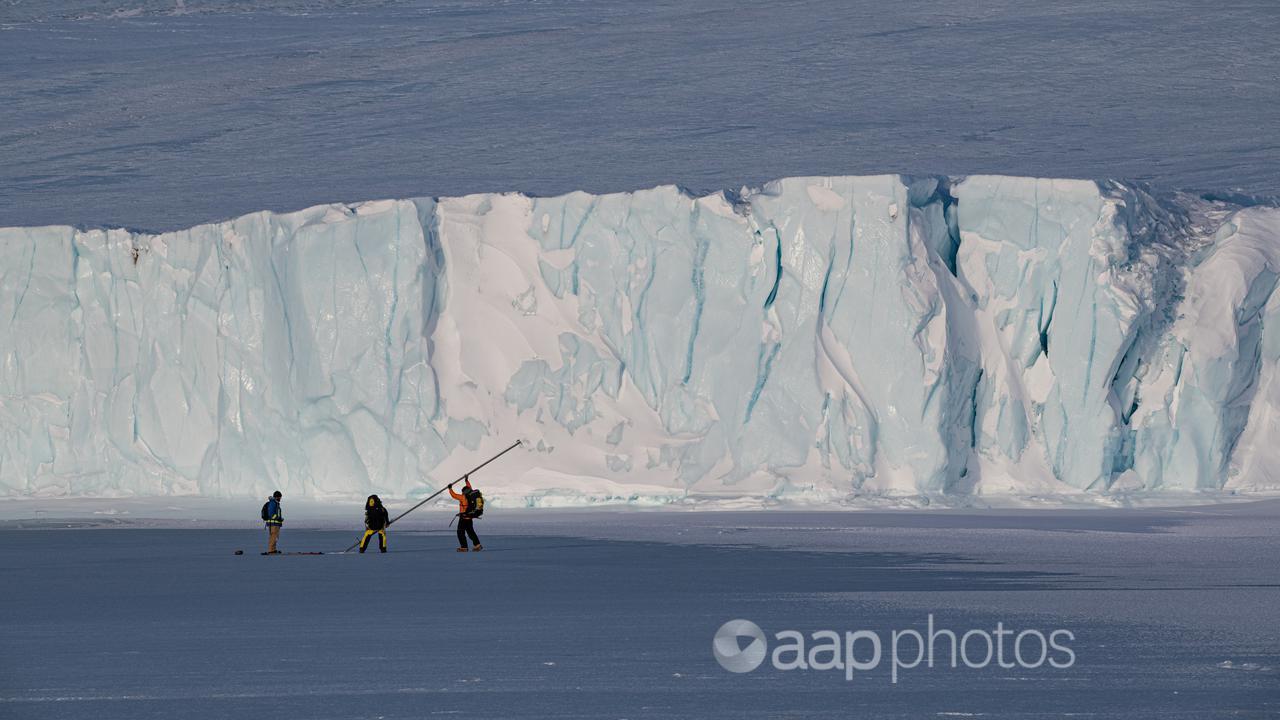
[3,175,1280,505]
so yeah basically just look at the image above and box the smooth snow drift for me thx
[2,175,1279,502]
[5,1,1280,232]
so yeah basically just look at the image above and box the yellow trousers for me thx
[360,529,387,552]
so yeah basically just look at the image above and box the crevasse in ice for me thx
[2,176,1278,500]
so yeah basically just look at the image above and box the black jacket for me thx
[365,496,389,531]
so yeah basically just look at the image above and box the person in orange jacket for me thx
[449,475,483,552]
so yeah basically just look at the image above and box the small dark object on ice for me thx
[261,551,323,556]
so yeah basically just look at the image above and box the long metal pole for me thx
[341,440,522,553]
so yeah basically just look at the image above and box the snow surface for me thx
[3,174,1280,503]
[1,501,1277,719]
[3,0,1279,231]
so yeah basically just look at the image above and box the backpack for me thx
[463,489,484,519]
[261,501,270,521]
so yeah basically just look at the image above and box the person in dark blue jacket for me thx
[263,491,283,554]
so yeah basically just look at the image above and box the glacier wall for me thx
[2,175,1279,501]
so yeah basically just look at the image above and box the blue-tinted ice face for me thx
[2,175,1278,501]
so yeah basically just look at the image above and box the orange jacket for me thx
[449,483,471,515]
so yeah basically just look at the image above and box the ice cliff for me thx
[3,175,1279,502]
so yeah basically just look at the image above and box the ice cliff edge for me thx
[3,175,1279,502]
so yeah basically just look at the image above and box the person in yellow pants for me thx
[263,491,283,554]
[359,495,389,553]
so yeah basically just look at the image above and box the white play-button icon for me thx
[713,619,768,673]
